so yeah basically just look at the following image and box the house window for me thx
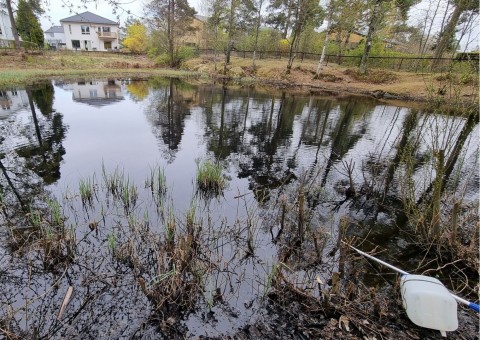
[104,41,112,49]
[89,89,98,98]
[102,27,110,33]
[0,27,3,35]
[72,40,80,48]
[69,25,72,34]
[81,25,90,34]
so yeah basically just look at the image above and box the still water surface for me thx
[0,78,478,338]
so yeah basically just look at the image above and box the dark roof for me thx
[45,26,64,34]
[60,11,118,25]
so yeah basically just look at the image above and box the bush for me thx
[153,46,199,67]
[344,69,397,84]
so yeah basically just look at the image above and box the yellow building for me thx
[181,15,207,49]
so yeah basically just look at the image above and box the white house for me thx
[44,26,66,50]
[0,8,15,47]
[60,11,120,51]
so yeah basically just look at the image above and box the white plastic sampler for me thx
[400,274,458,337]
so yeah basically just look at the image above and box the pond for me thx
[0,78,478,339]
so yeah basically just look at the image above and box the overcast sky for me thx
[40,0,202,28]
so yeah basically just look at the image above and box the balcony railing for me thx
[96,31,117,39]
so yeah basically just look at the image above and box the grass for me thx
[146,165,167,203]
[195,159,226,194]
[0,68,198,88]
[1,50,476,105]
[0,50,201,87]
[79,176,95,205]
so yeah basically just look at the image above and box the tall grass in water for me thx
[145,165,167,203]
[101,163,123,197]
[397,106,478,245]
[101,164,138,213]
[79,176,95,206]
[46,198,63,227]
[196,159,226,194]
[119,177,138,213]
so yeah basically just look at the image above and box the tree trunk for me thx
[359,0,381,75]
[420,0,441,56]
[431,3,463,69]
[168,0,175,67]
[5,0,21,50]
[286,4,301,74]
[252,1,264,69]
[224,0,237,73]
[315,3,333,78]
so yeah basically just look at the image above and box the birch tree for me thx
[431,0,479,68]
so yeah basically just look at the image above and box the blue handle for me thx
[469,302,480,312]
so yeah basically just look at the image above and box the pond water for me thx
[0,78,478,338]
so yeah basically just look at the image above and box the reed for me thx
[146,165,167,200]
[79,176,94,205]
[119,177,138,213]
[107,233,117,253]
[195,159,226,194]
[47,198,63,226]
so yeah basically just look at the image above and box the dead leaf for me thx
[339,315,350,332]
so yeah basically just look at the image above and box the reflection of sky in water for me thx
[1,79,478,338]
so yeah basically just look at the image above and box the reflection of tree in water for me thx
[231,92,307,200]
[203,86,249,160]
[126,80,150,102]
[144,78,193,163]
[0,84,67,222]
[320,99,372,187]
[200,87,303,202]
[15,85,67,185]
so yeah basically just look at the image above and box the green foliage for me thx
[235,28,283,52]
[196,159,225,194]
[16,0,44,48]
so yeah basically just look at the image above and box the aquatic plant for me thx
[79,176,95,205]
[46,198,63,227]
[146,165,167,203]
[119,177,138,213]
[195,159,226,194]
[107,233,117,253]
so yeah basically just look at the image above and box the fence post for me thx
[397,58,404,71]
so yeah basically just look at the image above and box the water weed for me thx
[196,159,225,194]
[79,175,95,206]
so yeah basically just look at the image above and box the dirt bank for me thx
[0,51,477,107]
[182,56,478,106]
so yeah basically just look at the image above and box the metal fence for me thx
[197,48,479,73]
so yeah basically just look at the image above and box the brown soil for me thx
[183,56,478,104]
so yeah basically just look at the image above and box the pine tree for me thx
[16,0,44,48]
